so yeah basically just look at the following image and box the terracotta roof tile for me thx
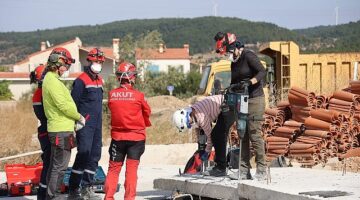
[0,72,29,78]
[0,72,81,79]
[135,48,189,60]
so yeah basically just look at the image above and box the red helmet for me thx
[115,62,137,83]
[30,64,45,84]
[34,64,45,81]
[87,48,105,63]
[48,47,75,68]
[214,32,236,55]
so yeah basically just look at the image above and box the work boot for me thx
[229,171,253,180]
[68,189,83,200]
[202,166,226,177]
[80,187,102,200]
[254,169,267,181]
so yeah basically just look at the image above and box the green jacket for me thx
[42,71,81,132]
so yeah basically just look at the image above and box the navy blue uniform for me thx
[69,69,103,189]
[32,88,51,200]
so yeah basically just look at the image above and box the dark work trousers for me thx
[46,132,72,200]
[33,104,51,200]
[69,122,102,190]
[211,95,266,172]
[211,106,236,170]
[240,95,266,173]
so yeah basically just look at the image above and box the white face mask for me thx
[61,70,70,78]
[227,53,234,62]
[91,63,102,74]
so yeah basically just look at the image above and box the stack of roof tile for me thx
[262,85,360,167]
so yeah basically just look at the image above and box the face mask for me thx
[61,70,70,78]
[91,63,102,74]
[227,53,235,62]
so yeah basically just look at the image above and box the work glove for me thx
[241,80,252,87]
[200,151,209,162]
[75,115,86,131]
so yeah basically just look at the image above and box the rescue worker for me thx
[208,32,266,180]
[30,64,50,200]
[104,62,151,200]
[42,47,85,199]
[172,95,224,163]
[68,48,104,200]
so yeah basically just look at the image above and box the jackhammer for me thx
[198,129,208,173]
[222,80,265,180]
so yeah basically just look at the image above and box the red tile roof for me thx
[15,38,78,65]
[0,72,81,79]
[0,72,29,78]
[135,48,190,60]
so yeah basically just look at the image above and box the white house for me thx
[0,38,120,100]
[135,43,190,78]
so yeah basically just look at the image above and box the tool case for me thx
[4,163,42,196]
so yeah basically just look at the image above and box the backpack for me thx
[183,150,215,174]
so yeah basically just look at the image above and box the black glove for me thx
[241,80,252,88]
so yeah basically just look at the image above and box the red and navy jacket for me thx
[71,69,103,127]
[108,84,151,141]
[32,88,47,135]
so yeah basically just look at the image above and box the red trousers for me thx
[104,159,140,200]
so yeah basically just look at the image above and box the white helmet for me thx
[172,107,192,133]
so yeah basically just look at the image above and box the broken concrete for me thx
[154,167,360,200]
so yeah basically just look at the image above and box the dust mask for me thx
[61,70,70,78]
[91,63,102,74]
[227,54,234,62]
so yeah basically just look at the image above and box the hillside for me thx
[0,17,359,65]
[294,20,360,52]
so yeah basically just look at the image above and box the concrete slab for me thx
[154,167,360,200]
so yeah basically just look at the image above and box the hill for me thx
[294,20,360,52]
[0,17,359,64]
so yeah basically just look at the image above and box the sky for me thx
[0,0,359,32]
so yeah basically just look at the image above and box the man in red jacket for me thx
[104,62,151,200]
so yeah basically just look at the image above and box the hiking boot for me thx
[202,166,226,177]
[68,189,83,200]
[229,171,253,180]
[80,187,101,200]
[254,171,267,181]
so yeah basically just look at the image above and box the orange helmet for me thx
[214,32,237,55]
[87,48,105,63]
[30,64,45,84]
[115,62,137,84]
[47,47,75,68]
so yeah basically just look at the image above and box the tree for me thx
[0,80,13,100]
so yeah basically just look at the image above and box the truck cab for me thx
[198,60,232,96]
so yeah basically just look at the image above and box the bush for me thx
[0,80,13,100]
[136,68,201,98]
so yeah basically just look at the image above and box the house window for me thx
[168,65,183,73]
[147,65,160,73]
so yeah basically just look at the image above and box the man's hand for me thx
[200,151,209,162]
[75,115,86,131]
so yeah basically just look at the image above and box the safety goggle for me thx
[48,54,72,69]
